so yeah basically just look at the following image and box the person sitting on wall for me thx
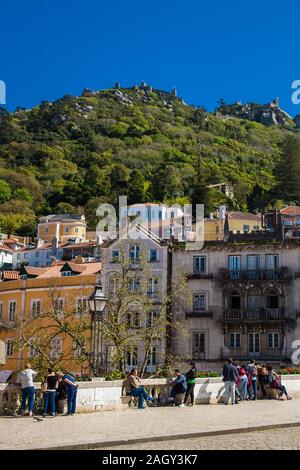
[169,368,187,407]
[266,365,292,400]
[123,368,154,410]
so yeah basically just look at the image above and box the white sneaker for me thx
[178,403,185,408]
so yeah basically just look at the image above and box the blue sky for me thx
[1,0,300,115]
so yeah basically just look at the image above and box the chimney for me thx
[74,256,84,264]
[209,213,214,220]
[51,237,59,256]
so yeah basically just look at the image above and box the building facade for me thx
[171,240,300,369]
[37,214,86,243]
[0,261,101,373]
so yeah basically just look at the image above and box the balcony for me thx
[186,310,213,318]
[187,272,213,280]
[220,268,288,283]
[222,308,285,322]
[221,347,288,362]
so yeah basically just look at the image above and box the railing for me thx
[223,308,285,321]
[221,268,288,282]
[187,272,213,280]
[221,348,288,362]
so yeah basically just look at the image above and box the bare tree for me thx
[102,244,190,376]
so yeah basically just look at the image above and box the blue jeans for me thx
[21,386,35,412]
[224,381,236,404]
[67,387,77,414]
[250,379,257,399]
[43,391,56,416]
[130,387,153,409]
[241,376,248,400]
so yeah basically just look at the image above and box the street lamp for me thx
[88,285,108,377]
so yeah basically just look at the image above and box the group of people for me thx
[18,363,79,417]
[123,362,197,409]
[222,358,293,404]
[18,359,292,415]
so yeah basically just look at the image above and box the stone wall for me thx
[1,376,300,414]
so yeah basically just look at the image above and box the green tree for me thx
[275,135,300,203]
[127,169,145,205]
[0,179,11,203]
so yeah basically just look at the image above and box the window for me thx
[126,312,140,328]
[8,301,17,321]
[0,303,2,320]
[128,278,141,293]
[77,298,88,315]
[243,224,250,232]
[126,348,137,366]
[129,244,140,263]
[147,347,157,366]
[45,227,49,234]
[248,333,260,354]
[267,332,279,349]
[50,337,63,358]
[192,332,206,359]
[66,227,70,233]
[54,299,64,315]
[111,249,120,263]
[193,256,206,273]
[28,340,37,358]
[149,249,158,262]
[62,271,72,277]
[31,300,41,317]
[146,311,157,328]
[6,340,14,357]
[265,254,279,270]
[109,276,117,296]
[73,339,85,357]
[47,252,50,259]
[253,225,260,230]
[17,253,21,260]
[266,289,279,309]
[228,255,241,279]
[193,293,206,311]
[75,228,79,233]
[147,278,159,299]
[24,253,28,259]
[229,333,241,348]
[36,252,39,258]
[229,290,241,309]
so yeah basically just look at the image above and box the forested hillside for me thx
[0,85,298,234]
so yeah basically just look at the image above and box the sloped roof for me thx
[280,206,300,216]
[36,262,101,279]
[227,211,261,221]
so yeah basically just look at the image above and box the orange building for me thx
[37,214,87,243]
[0,261,101,374]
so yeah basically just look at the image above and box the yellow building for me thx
[0,261,101,374]
[37,214,87,243]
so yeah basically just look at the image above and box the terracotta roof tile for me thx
[228,212,261,221]
[280,206,300,216]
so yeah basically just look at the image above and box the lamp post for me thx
[88,285,108,377]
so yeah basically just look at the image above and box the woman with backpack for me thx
[266,366,292,400]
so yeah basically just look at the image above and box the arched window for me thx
[229,290,241,309]
[247,289,262,310]
[266,288,279,309]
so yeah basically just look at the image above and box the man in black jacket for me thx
[222,358,238,405]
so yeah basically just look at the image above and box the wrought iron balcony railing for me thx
[222,308,285,321]
[221,268,288,282]
[221,347,288,362]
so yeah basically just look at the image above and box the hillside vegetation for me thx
[0,85,298,234]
